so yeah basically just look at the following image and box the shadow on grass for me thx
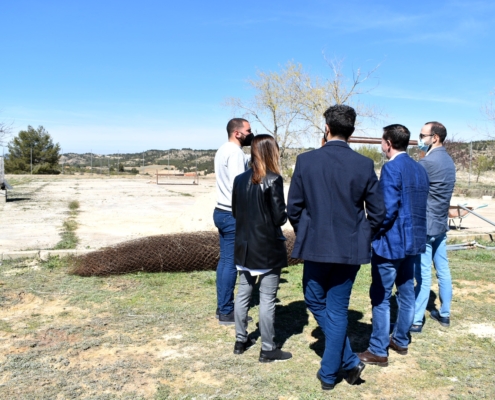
[346,290,438,351]
[308,311,369,386]
[308,310,371,357]
[248,300,309,349]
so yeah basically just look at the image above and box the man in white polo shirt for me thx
[214,118,253,325]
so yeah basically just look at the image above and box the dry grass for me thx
[1,249,494,399]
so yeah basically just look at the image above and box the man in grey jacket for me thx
[411,121,456,332]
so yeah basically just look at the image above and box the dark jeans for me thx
[213,208,237,315]
[368,251,417,356]
[303,260,361,385]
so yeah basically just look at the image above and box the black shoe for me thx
[409,324,423,333]
[345,361,365,385]
[218,311,253,325]
[233,336,256,355]
[218,311,235,325]
[259,348,292,363]
[430,309,450,327]
[316,370,335,390]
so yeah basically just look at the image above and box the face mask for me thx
[240,133,254,147]
[418,139,430,152]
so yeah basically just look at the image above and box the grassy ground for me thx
[1,250,494,399]
[53,200,80,250]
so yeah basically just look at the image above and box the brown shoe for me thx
[389,337,408,355]
[358,350,388,367]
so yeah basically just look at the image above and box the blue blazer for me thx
[287,140,385,265]
[372,153,430,260]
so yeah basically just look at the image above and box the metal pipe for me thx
[457,204,495,227]
[347,136,419,146]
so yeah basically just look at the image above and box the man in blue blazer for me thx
[358,124,429,367]
[288,105,385,390]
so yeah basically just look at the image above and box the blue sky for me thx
[1,0,494,153]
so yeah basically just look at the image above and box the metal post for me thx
[469,141,472,187]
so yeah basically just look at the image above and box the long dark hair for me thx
[251,134,281,184]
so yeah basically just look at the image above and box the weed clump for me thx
[68,200,80,211]
[53,200,80,250]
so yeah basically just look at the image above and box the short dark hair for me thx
[226,118,248,138]
[383,124,410,151]
[425,121,447,143]
[323,105,356,140]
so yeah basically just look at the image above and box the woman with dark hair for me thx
[231,134,292,363]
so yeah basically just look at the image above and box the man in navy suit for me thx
[358,124,429,367]
[288,105,385,390]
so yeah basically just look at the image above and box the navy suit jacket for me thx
[372,153,430,260]
[287,140,385,265]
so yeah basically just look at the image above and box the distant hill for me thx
[60,149,217,174]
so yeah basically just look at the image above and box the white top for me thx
[236,265,272,276]
[214,141,249,211]
[390,151,406,161]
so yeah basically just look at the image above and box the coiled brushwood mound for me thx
[70,230,302,276]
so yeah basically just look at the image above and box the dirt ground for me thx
[1,175,219,252]
[2,174,494,253]
[2,174,495,399]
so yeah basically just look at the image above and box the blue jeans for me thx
[413,233,452,325]
[213,208,237,315]
[368,252,417,356]
[303,261,361,385]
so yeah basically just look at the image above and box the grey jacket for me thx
[419,147,456,236]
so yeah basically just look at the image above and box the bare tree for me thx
[225,62,306,169]
[225,59,383,172]
[294,58,383,142]
[443,134,470,171]
[482,88,495,138]
[0,121,11,147]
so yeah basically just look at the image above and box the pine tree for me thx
[5,126,61,174]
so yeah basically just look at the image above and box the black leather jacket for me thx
[232,169,288,270]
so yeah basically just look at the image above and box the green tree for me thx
[355,145,382,164]
[473,154,494,183]
[5,126,61,174]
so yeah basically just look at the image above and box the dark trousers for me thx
[303,260,361,384]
